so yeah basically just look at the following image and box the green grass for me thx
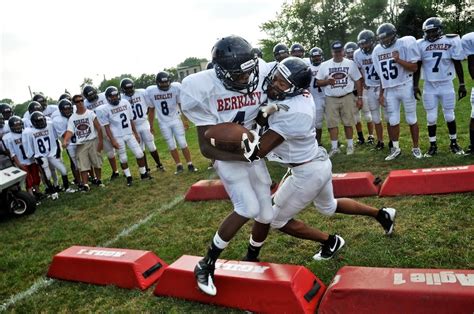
[1,71,473,312]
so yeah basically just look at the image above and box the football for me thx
[204,122,254,152]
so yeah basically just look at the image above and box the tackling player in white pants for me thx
[415,17,466,157]
[372,23,422,160]
[308,47,326,144]
[120,78,164,172]
[180,36,273,297]
[462,32,474,154]
[241,57,396,261]
[355,30,385,149]
[98,87,151,186]
[22,112,74,198]
[146,72,197,174]
[83,85,120,179]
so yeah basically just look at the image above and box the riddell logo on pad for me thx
[393,271,474,286]
[76,249,126,258]
[215,262,270,274]
[410,166,469,174]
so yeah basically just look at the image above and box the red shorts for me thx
[25,163,41,189]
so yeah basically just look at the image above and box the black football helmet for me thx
[82,85,99,103]
[32,94,47,110]
[28,101,43,114]
[309,47,324,66]
[344,42,358,60]
[58,99,73,118]
[251,47,263,59]
[0,113,4,128]
[273,43,290,62]
[120,78,135,97]
[357,30,376,54]
[59,93,72,101]
[212,35,259,95]
[30,111,47,129]
[290,43,305,58]
[8,116,24,133]
[0,103,13,120]
[263,57,311,101]
[156,72,172,91]
[105,86,121,106]
[423,17,443,42]
[206,61,214,70]
[377,23,397,49]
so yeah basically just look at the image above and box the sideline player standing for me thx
[372,23,422,160]
[241,57,396,261]
[462,31,474,154]
[120,78,164,171]
[415,17,466,157]
[180,35,273,296]
[308,47,326,144]
[354,30,385,149]
[146,72,197,174]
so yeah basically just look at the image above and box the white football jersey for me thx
[22,122,59,158]
[417,35,464,82]
[354,48,380,87]
[85,92,107,112]
[372,36,420,88]
[461,32,474,56]
[122,89,151,127]
[267,92,322,163]
[52,114,77,146]
[180,62,271,129]
[23,116,51,129]
[43,104,58,118]
[98,99,134,138]
[146,83,182,124]
[308,64,325,99]
[3,132,33,165]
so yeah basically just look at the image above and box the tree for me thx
[396,0,437,38]
[80,77,94,91]
[163,67,178,80]
[0,98,14,105]
[134,74,156,89]
[98,74,134,92]
[178,57,207,68]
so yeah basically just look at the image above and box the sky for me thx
[0,0,285,103]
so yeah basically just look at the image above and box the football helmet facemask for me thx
[423,17,443,42]
[30,111,47,129]
[8,116,24,133]
[105,86,121,106]
[212,35,259,95]
[290,43,305,58]
[263,57,311,101]
[58,99,74,118]
[120,78,135,97]
[82,85,99,103]
[28,101,43,114]
[273,43,290,62]
[344,42,358,60]
[309,47,324,66]
[156,72,172,91]
[377,23,398,49]
[357,30,376,54]
[32,94,47,110]
[0,104,13,120]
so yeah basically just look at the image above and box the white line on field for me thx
[0,194,186,311]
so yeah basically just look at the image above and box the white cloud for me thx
[0,0,284,103]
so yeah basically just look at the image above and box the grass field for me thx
[1,74,473,312]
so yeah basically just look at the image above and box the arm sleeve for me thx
[405,37,421,62]
[22,131,34,158]
[268,109,313,140]
[4,136,15,157]
[96,107,109,126]
[180,79,217,126]
[450,36,465,60]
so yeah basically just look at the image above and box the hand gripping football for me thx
[204,122,254,152]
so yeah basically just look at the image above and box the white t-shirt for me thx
[180,61,271,130]
[267,92,323,163]
[22,121,59,158]
[316,58,362,97]
[98,99,134,138]
[121,88,152,128]
[309,64,325,99]
[3,132,33,165]
[67,110,98,144]
[146,83,182,125]
[354,48,380,87]
[417,35,464,82]
[461,32,474,56]
[372,36,420,89]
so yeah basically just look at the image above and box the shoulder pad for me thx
[446,34,460,38]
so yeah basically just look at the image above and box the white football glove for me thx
[242,130,260,162]
[260,103,289,118]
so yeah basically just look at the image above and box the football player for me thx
[180,35,273,296]
[354,30,385,149]
[462,31,474,154]
[146,72,197,174]
[82,85,119,179]
[316,41,363,156]
[31,94,58,118]
[120,78,164,171]
[22,111,74,198]
[3,116,41,196]
[291,43,311,65]
[268,43,290,69]
[372,23,422,160]
[98,86,151,186]
[0,104,13,135]
[415,17,465,157]
[241,57,396,261]
[308,47,326,144]
[346,41,375,145]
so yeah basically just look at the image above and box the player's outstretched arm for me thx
[197,125,247,162]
